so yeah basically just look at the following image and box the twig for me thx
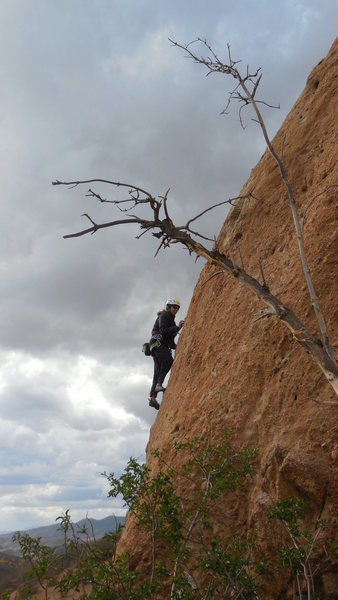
[258,258,268,290]
[313,398,338,406]
[53,178,152,198]
[161,188,171,220]
[201,271,226,287]
[63,217,140,239]
[185,195,244,228]
[237,245,244,269]
[253,307,275,322]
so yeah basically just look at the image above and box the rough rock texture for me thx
[119,39,338,597]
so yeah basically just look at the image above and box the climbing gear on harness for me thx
[151,334,162,343]
[155,384,166,393]
[142,342,151,356]
[149,334,162,354]
[149,397,160,410]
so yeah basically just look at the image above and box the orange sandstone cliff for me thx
[119,39,338,597]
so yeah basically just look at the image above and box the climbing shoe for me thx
[155,384,166,393]
[149,397,160,410]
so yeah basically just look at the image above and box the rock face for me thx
[119,39,337,596]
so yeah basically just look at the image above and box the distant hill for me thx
[0,514,125,557]
[0,552,28,593]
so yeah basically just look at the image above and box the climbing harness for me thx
[142,334,162,356]
[149,334,162,354]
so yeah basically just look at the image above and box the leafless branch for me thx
[86,189,110,203]
[161,188,171,220]
[186,197,236,227]
[313,398,338,406]
[135,226,153,240]
[280,135,287,165]
[185,228,216,242]
[237,245,245,269]
[53,178,153,198]
[230,251,238,274]
[63,216,146,239]
[201,270,226,287]
[253,99,280,110]
[253,307,275,322]
[259,258,269,290]
[185,192,258,232]
[169,38,279,130]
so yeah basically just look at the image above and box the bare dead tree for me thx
[53,39,337,394]
[53,176,337,395]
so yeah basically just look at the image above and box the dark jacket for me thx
[151,309,179,349]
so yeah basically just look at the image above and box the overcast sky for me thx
[0,0,336,533]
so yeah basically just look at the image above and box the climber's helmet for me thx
[166,298,180,311]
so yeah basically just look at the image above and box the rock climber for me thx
[148,298,184,410]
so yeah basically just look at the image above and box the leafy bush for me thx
[13,436,335,599]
